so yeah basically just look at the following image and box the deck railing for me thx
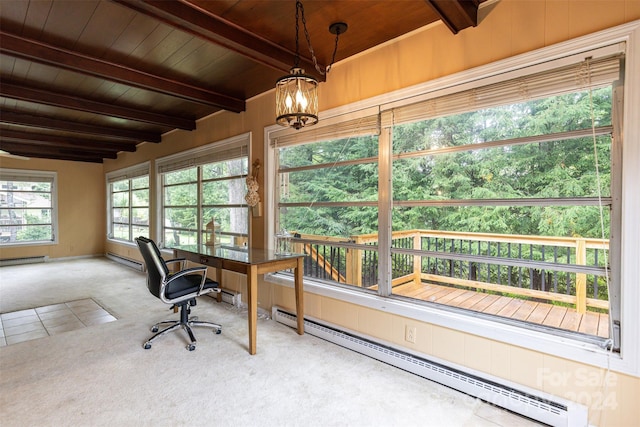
[294,230,610,314]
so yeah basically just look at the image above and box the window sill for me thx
[0,240,57,248]
[265,273,630,376]
[106,238,139,247]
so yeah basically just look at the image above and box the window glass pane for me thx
[1,175,55,245]
[160,145,249,248]
[112,180,129,192]
[281,162,378,204]
[393,88,612,154]
[202,177,245,205]
[15,224,52,242]
[393,136,611,201]
[131,208,148,226]
[164,228,197,247]
[1,180,51,192]
[132,225,149,239]
[165,168,197,185]
[131,176,148,190]
[279,206,378,238]
[202,158,247,179]
[202,207,248,244]
[113,224,130,240]
[392,205,609,239]
[164,183,197,206]
[164,207,197,231]
[107,169,149,243]
[276,135,379,289]
[112,192,129,208]
[112,208,129,223]
[279,136,378,167]
[132,189,149,206]
[7,191,51,208]
[389,86,613,340]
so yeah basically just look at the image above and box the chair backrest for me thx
[135,237,169,299]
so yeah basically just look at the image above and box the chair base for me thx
[143,301,222,351]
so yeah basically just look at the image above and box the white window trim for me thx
[265,20,640,376]
[155,132,252,248]
[105,162,150,245]
[0,168,58,247]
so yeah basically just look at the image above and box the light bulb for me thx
[285,94,293,109]
[296,89,307,109]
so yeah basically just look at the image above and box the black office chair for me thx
[135,236,222,351]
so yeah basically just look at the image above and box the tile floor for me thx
[0,298,116,346]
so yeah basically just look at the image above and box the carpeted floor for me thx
[0,257,540,427]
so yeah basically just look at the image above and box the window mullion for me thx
[197,166,203,246]
[128,179,133,241]
[609,80,623,350]
[378,127,393,296]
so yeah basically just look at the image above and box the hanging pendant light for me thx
[275,67,318,130]
[275,0,346,130]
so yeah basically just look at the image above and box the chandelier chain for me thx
[294,1,300,68]
[296,0,332,75]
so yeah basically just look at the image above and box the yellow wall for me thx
[0,157,104,260]
[5,0,640,425]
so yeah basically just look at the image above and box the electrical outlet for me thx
[405,325,416,343]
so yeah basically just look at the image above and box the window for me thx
[0,169,56,245]
[270,113,381,289]
[268,45,625,350]
[106,163,150,242]
[388,82,617,343]
[157,134,250,248]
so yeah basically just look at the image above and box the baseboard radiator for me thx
[0,255,48,267]
[273,307,588,427]
[106,252,145,272]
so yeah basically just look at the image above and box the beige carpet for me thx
[0,258,539,427]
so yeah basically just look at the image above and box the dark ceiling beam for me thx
[0,111,161,143]
[0,30,245,113]
[0,129,136,153]
[0,82,196,130]
[112,0,325,82]
[0,141,109,163]
[424,0,479,34]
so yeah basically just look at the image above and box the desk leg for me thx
[295,257,305,335]
[247,264,258,355]
[216,264,223,303]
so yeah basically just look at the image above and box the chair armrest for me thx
[168,266,213,295]
[165,257,186,272]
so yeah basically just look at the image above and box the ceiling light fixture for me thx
[275,0,347,130]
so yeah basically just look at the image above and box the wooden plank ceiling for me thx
[0,0,484,163]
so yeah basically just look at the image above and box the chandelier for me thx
[275,0,346,130]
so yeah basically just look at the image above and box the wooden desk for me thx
[171,245,305,355]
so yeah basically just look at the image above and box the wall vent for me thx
[273,307,588,427]
[106,252,144,272]
[0,255,48,267]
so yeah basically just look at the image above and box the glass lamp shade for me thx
[275,68,319,130]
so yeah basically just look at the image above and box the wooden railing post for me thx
[347,235,363,287]
[575,238,587,314]
[413,231,421,286]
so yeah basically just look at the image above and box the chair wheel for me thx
[151,326,159,333]
[143,342,152,350]
[215,329,222,334]
[187,344,196,351]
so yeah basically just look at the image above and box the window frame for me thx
[265,21,640,376]
[0,168,58,247]
[155,133,251,249]
[106,162,150,243]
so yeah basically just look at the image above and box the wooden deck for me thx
[392,281,610,338]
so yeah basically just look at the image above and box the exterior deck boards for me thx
[392,282,609,338]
